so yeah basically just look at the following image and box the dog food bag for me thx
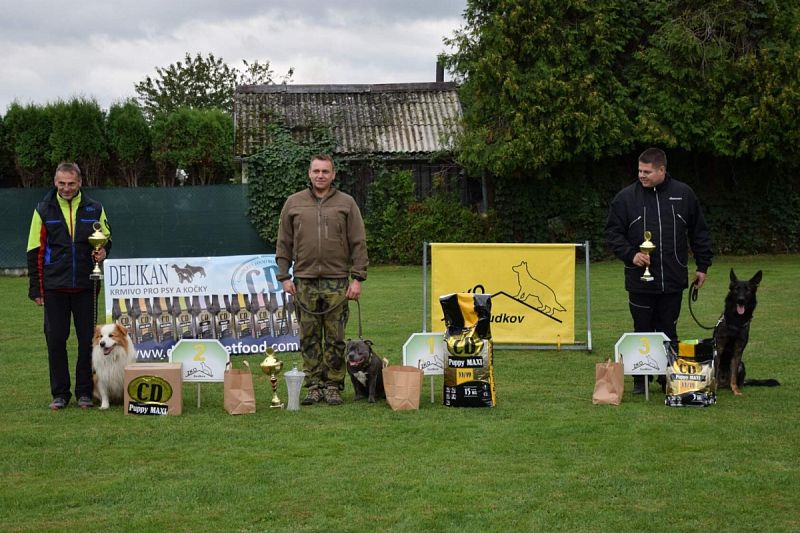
[664,339,716,407]
[440,293,496,407]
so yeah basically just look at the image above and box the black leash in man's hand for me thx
[292,296,361,338]
[688,281,716,331]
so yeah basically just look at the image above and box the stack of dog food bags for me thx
[439,293,496,407]
[664,339,716,407]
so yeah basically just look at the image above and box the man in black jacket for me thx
[27,162,112,410]
[605,148,713,394]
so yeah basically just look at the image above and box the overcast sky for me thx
[0,0,468,113]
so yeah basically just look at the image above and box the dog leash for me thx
[688,282,716,331]
[292,295,362,338]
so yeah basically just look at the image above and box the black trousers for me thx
[628,291,683,340]
[43,289,96,400]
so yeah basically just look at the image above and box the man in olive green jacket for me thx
[275,154,368,406]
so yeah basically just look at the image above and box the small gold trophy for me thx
[640,230,656,282]
[88,222,107,280]
[260,348,284,408]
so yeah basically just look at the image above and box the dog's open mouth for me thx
[349,358,367,367]
[102,345,115,356]
[737,304,746,315]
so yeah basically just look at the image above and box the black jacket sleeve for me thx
[27,248,41,300]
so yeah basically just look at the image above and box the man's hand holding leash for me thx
[693,271,706,289]
[346,279,361,300]
[282,279,296,296]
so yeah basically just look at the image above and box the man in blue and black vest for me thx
[27,162,112,410]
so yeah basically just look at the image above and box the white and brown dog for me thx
[92,323,137,409]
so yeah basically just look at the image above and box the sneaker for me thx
[325,385,343,406]
[77,396,94,409]
[301,386,323,405]
[49,397,68,410]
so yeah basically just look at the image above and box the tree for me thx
[629,1,800,161]
[444,0,641,178]
[443,1,800,249]
[3,102,52,187]
[444,1,800,175]
[47,97,108,186]
[107,100,151,187]
[151,107,234,186]
[0,114,18,187]
[135,52,293,118]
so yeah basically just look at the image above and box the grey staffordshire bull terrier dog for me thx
[347,339,387,403]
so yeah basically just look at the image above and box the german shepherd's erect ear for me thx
[730,268,762,286]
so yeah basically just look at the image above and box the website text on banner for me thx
[102,255,300,361]
[430,243,575,345]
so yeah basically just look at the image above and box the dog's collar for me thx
[717,316,751,338]
[359,351,374,367]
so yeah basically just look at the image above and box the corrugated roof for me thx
[234,82,462,159]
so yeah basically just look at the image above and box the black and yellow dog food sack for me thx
[440,293,495,407]
[664,339,716,407]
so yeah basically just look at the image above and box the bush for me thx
[391,194,497,264]
[364,169,415,263]
[365,168,496,264]
[48,97,108,186]
[151,107,233,185]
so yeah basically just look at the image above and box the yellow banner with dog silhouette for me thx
[431,243,575,344]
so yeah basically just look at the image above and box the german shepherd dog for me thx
[714,269,779,395]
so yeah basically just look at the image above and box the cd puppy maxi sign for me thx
[102,255,300,362]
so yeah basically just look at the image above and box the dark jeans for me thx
[628,291,683,340]
[628,291,682,390]
[43,289,96,400]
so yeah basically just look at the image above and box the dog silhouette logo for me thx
[171,264,207,284]
[511,261,566,316]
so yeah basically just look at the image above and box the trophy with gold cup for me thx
[639,230,656,282]
[88,222,108,280]
[260,347,284,408]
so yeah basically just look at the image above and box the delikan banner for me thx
[431,243,576,345]
[102,255,300,361]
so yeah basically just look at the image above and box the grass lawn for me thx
[1,255,798,532]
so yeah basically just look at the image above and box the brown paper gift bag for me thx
[224,360,256,415]
[592,358,624,405]
[383,365,424,411]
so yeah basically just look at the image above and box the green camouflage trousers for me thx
[294,278,349,389]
